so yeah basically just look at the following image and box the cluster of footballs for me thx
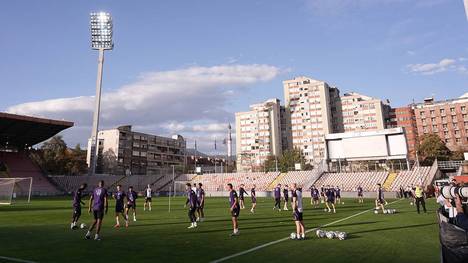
[315,229,347,240]
[374,209,397,214]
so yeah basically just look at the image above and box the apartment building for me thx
[387,106,418,160]
[283,76,340,164]
[87,125,186,175]
[413,94,468,152]
[339,92,390,132]
[235,99,282,172]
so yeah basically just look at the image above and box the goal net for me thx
[0,178,33,205]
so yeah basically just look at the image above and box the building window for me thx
[462,106,466,112]
[440,109,445,114]
[450,108,456,114]
[430,110,435,116]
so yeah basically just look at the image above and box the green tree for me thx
[417,134,451,165]
[65,144,88,175]
[41,135,68,174]
[278,149,310,172]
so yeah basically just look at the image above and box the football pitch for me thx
[0,196,439,263]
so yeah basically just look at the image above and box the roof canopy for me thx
[0,112,73,149]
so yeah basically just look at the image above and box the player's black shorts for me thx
[127,203,136,209]
[251,197,257,204]
[284,197,289,202]
[93,210,104,220]
[358,193,363,197]
[336,194,341,198]
[240,196,244,201]
[293,210,303,221]
[313,196,319,201]
[115,204,124,213]
[231,207,240,218]
[327,198,335,203]
[73,206,81,217]
[145,197,152,203]
[377,198,384,204]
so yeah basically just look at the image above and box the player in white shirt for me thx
[144,184,153,212]
[291,183,305,240]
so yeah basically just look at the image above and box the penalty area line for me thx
[0,256,38,263]
[211,199,402,263]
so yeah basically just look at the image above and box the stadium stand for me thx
[275,170,324,190]
[314,171,389,191]
[0,151,62,195]
[389,165,435,191]
[187,172,280,192]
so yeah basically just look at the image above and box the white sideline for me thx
[0,256,38,263]
[211,199,402,263]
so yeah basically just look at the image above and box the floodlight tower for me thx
[89,12,113,175]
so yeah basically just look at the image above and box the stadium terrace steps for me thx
[0,151,62,195]
[389,166,433,191]
[383,172,397,191]
[314,171,389,192]
[267,173,286,190]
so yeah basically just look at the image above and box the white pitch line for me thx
[0,256,38,263]
[211,199,402,263]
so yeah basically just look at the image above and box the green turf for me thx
[0,196,439,263]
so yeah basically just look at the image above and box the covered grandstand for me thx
[0,112,73,196]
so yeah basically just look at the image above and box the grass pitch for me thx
[0,196,439,263]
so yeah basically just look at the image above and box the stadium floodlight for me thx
[88,11,113,176]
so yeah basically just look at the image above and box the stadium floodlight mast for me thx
[89,12,113,176]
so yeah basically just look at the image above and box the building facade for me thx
[339,92,390,132]
[87,125,186,175]
[235,99,282,172]
[283,76,340,164]
[413,94,468,152]
[387,106,418,160]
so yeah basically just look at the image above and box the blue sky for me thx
[1,0,468,153]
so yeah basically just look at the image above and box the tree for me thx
[41,135,68,174]
[65,144,88,175]
[278,149,310,172]
[262,155,278,172]
[417,134,451,165]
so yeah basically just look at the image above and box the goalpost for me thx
[0,178,33,205]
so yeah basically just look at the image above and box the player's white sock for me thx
[301,233,305,239]
[234,228,239,234]
[94,234,100,240]
[196,217,200,222]
[194,222,197,227]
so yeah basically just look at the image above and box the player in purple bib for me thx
[227,183,240,236]
[357,185,364,204]
[335,186,342,205]
[250,184,257,214]
[325,186,336,213]
[113,185,128,228]
[196,183,205,222]
[186,183,198,228]
[238,184,248,209]
[71,183,87,230]
[126,186,138,223]
[375,183,386,212]
[310,185,320,208]
[273,184,282,211]
[85,180,108,241]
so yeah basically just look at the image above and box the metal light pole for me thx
[89,12,113,175]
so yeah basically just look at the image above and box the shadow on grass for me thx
[350,222,437,235]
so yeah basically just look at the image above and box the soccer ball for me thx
[410,202,413,206]
[337,232,347,240]
[316,229,325,238]
[326,231,335,239]
[374,210,379,214]
[80,223,86,229]
[290,232,297,240]
[342,202,344,205]
[323,208,327,212]
[383,209,388,214]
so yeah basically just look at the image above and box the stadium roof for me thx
[0,112,73,149]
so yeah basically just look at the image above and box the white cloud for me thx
[406,58,467,75]
[6,64,279,152]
